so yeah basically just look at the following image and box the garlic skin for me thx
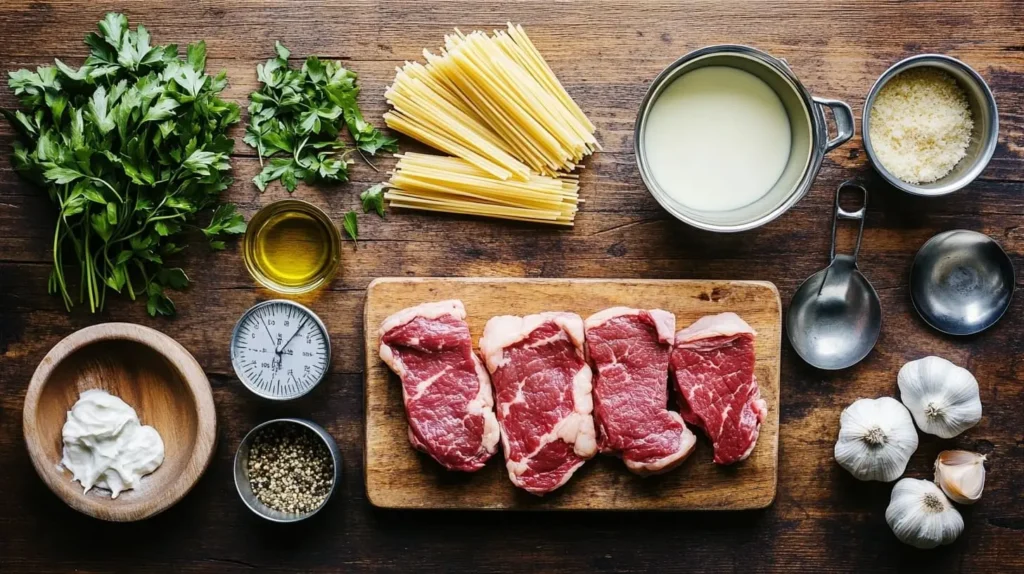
[834,397,919,482]
[886,478,964,549]
[898,356,982,439]
[935,450,986,505]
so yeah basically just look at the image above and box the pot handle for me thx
[813,97,855,153]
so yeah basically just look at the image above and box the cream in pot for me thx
[643,66,792,212]
[635,45,855,232]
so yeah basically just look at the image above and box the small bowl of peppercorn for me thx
[233,418,340,523]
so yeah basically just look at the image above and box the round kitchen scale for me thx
[230,300,331,400]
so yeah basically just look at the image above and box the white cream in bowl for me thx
[59,389,165,498]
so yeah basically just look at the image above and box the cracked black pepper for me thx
[247,423,334,514]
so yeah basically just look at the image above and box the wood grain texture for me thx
[0,0,1023,572]
[22,323,217,522]
[364,278,781,510]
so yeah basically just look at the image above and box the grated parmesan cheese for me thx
[868,68,973,184]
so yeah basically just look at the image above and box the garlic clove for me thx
[834,397,919,482]
[886,478,964,549]
[935,450,986,505]
[898,356,982,439]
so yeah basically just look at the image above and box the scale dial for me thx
[230,300,331,400]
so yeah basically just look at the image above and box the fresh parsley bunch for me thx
[245,42,398,192]
[2,13,246,316]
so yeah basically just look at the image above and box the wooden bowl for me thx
[23,323,217,521]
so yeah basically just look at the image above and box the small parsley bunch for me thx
[245,42,397,192]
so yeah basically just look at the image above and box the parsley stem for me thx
[126,272,136,300]
[83,217,95,313]
[89,176,123,203]
[51,215,71,310]
[357,149,379,172]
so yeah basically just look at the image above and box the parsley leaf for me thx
[345,107,399,155]
[2,13,244,316]
[274,41,290,61]
[203,203,247,246]
[342,210,359,244]
[360,184,386,217]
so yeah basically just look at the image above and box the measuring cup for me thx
[787,182,881,370]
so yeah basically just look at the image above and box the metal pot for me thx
[635,45,854,233]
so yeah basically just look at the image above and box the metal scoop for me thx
[787,182,881,370]
[910,230,1015,335]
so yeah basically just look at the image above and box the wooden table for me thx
[1,1,1022,571]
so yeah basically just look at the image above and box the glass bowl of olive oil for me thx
[242,200,341,294]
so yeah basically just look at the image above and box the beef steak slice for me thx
[585,307,695,475]
[379,300,499,472]
[479,312,597,495]
[670,312,767,465]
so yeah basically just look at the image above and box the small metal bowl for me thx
[910,230,1015,335]
[234,418,341,523]
[863,54,998,196]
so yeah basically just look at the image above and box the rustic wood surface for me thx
[22,322,217,523]
[1,0,1022,571]
[364,278,781,510]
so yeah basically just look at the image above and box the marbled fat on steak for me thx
[378,300,499,472]
[479,313,597,495]
[670,312,767,465]
[584,308,695,475]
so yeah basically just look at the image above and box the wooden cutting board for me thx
[363,277,781,510]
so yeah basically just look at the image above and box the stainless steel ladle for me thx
[787,182,881,370]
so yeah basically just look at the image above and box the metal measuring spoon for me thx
[787,182,881,370]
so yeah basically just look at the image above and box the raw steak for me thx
[479,313,597,495]
[670,312,767,465]
[379,300,499,472]
[584,308,695,475]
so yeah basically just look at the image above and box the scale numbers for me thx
[230,300,331,400]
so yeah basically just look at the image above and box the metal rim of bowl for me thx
[909,229,1015,336]
[862,54,999,197]
[233,418,341,523]
[633,44,823,233]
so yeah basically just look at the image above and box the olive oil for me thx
[243,200,340,294]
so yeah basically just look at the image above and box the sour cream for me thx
[60,389,165,498]
[643,66,792,212]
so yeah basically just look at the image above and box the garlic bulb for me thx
[834,397,919,482]
[898,356,982,438]
[886,478,964,549]
[935,450,986,504]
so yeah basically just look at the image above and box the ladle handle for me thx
[830,181,868,263]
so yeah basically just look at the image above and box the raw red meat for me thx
[379,300,499,472]
[670,312,767,465]
[585,308,695,475]
[479,313,597,495]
